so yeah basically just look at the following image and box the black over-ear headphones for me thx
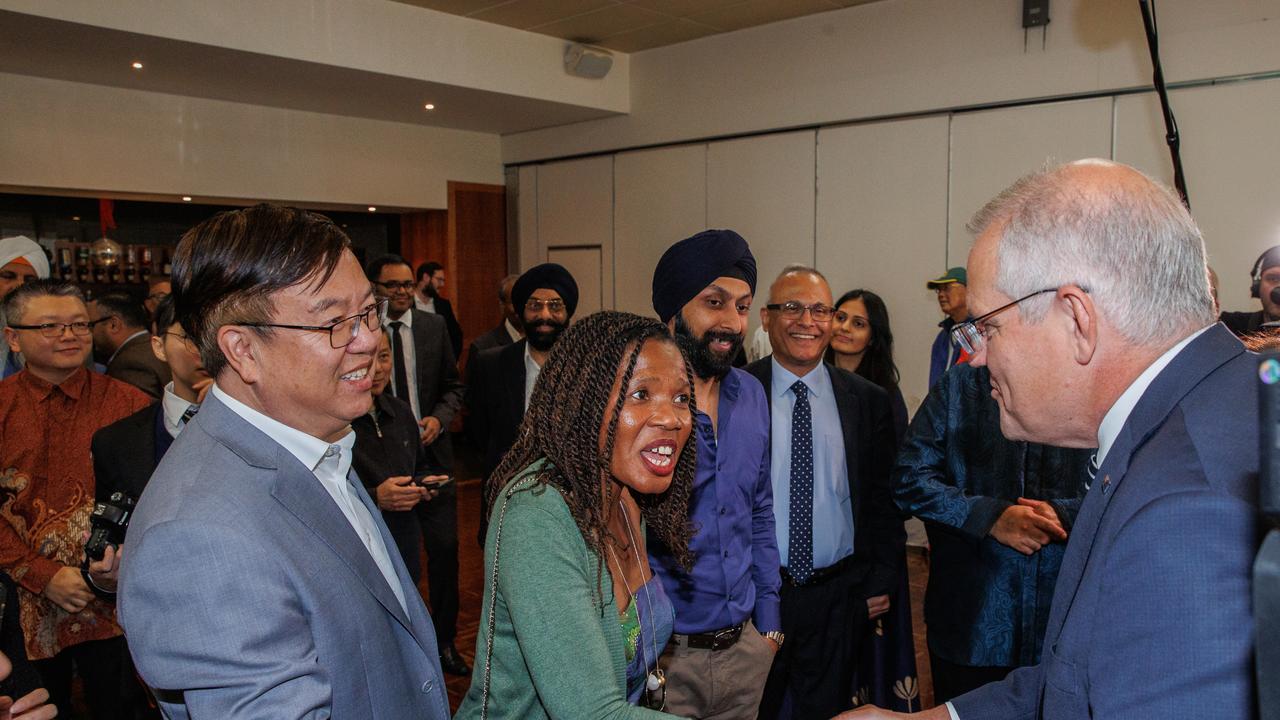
[1251,246,1280,298]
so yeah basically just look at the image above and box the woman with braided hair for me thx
[457,311,696,720]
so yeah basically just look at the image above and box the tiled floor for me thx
[433,473,938,713]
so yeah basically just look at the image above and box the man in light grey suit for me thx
[118,204,450,719]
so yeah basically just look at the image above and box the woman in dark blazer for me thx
[352,330,445,583]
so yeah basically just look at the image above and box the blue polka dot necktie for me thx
[789,380,814,584]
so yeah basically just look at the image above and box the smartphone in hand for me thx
[413,475,454,490]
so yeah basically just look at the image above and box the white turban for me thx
[0,235,50,279]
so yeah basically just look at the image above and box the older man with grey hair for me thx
[844,159,1258,720]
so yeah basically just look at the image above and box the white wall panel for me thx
[947,98,1114,267]
[536,156,614,309]
[613,144,707,316]
[816,116,950,411]
[1115,78,1280,315]
[707,131,817,337]
[548,247,604,320]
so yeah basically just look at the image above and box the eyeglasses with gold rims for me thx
[764,301,835,322]
[950,288,1059,355]
[163,331,199,353]
[235,299,388,349]
[524,298,565,314]
[8,318,110,338]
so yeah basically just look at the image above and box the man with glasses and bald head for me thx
[0,278,151,716]
[118,205,451,719]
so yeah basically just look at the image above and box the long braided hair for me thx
[488,311,697,590]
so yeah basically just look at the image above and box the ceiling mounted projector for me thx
[564,43,613,79]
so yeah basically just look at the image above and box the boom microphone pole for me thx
[1137,0,1190,209]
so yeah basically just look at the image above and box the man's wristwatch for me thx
[763,630,785,648]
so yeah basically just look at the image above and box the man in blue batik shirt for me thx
[648,229,782,719]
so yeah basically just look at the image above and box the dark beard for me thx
[523,319,566,352]
[673,313,743,380]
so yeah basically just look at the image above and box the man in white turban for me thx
[0,236,51,378]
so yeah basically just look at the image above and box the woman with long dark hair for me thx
[826,289,908,442]
[826,288,919,714]
[457,311,696,719]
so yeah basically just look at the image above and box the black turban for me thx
[512,263,579,318]
[651,229,757,323]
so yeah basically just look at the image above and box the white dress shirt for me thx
[383,309,423,421]
[160,381,199,439]
[211,384,408,614]
[414,294,436,314]
[523,343,543,411]
[504,318,522,344]
[945,323,1211,720]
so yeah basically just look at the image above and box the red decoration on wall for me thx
[98,199,117,237]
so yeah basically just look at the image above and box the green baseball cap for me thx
[926,267,967,289]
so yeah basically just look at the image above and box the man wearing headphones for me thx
[1221,245,1280,336]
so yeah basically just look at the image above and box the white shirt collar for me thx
[161,381,199,439]
[211,384,355,475]
[384,307,413,329]
[1095,325,1211,465]
[504,318,522,343]
[108,330,150,366]
[523,341,542,371]
[770,357,828,400]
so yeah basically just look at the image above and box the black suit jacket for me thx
[393,309,466,470]
[419,296,463,359]
[471,323,514,356]
[92,402,163,510]
[744,358,905,599]
[466,339,527,482]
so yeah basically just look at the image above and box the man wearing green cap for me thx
[927,267,969,387]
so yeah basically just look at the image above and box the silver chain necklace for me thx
[607,497,666,702]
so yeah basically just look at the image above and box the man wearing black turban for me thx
[646,230,783,719]
[466,262,579,543]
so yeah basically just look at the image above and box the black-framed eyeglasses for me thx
[373,280,416,293]
[765,301,834,322]
[524,298,565,314]
[950,288,1058,355]
[235,299,388,349]
[163,331,198,352]
[8,318,109,338]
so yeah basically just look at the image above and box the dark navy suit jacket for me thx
[953,323,1259,719]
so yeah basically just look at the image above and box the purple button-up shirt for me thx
[648,367,782,634]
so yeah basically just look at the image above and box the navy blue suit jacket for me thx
[953,323,1259,719]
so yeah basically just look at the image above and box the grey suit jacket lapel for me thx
[196,395,419,636]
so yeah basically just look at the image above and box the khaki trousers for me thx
[658,618,775,720]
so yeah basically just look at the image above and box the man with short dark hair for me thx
[88,292,170,399]
[747,265,903,720]
[648,230,781,720]
[143,276,171,324]
[469,273,522,357]
[466,263,578,543]
[415,261,463,358]
[93,294,212,506]
[368,253,468,676]
[118,204,450,718]
[927,267,969,387]
[0,279,152,717]
[845,161,1257,720]
[1221,244,1280,336]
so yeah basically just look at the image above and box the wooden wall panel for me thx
[449,181,508,367]
[400,210,447,273]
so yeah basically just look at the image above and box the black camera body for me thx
[85,492,136,562]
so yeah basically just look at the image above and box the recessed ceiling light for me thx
[131,61,144,70]
[72,216,81,221]
[182,196,192,202]
[368,206,377,212]
[423,103,435,111]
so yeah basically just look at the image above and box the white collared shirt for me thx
[523,342,542,411]
[414,294,436,314]
[211,384,408,614]
[1095,324,1211,465]
[382,309,423,421]
[946,323,1212,720]
[160,381,199,439]
[108,330,150,367]
[504,318,521,344]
